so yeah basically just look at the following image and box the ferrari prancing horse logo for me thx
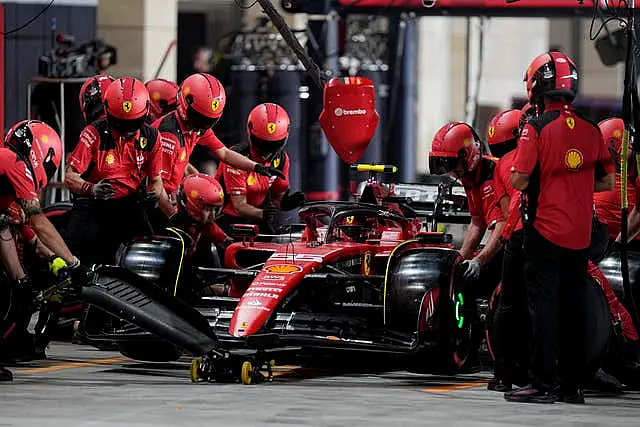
[139,137,148,149]
[363,252,372,276]
[211,99,220,112]
[488,127,495,139]
[267,122,277,134]
[122,101,133,113]
[565,117,575,130]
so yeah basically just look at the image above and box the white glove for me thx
[462,258,482,280]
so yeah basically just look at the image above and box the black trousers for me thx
[493,229,530,381]
[66,197,152,267]
[524,225,589,391]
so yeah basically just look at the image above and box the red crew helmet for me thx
[4,120,62,187]
[487,109,522,159]
[599,117,626,168]
[429,121,482,176]
[177,73,226,131]
[79,75,114,124]
[524,51,578,104]
[247,102,290,161]
[104,77,150,135]
[178,173,225,222]
[146,78,179,122]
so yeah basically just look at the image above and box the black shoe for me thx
[556,388,585,404]
[488,377,512,392]
[590,369,623,394]
[505,384,556,404]
[0,367,13,382]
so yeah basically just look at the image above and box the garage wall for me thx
[2,1,96,132]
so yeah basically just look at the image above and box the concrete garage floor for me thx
[1,343,640,426]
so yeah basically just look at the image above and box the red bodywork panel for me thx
[228,239,400,337]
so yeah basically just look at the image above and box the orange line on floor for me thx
[421,380,488,393]
[15,357,128,374]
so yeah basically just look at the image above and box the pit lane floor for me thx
[2,343,640,426]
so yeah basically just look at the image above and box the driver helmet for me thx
[429,122,482,177]
[177,173,224,223]
[487,109,522,159]
[79,75,114,124]
[247,102,290,162]
[4,120,63,189]
[104,77,150,136]
[524,51,578,105]
[598,117,626,171]
[177,73,226,132]
[145,78,179,122]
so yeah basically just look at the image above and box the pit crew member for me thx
[79,75,115,125]
[64,77,169,266]
[216,102,305,235]
[507,51,615,404]
[145,78,179,123]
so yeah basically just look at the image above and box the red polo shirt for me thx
[68,121,162,199]
[216,153,290,217]
[493,150,522,239]
[462,157,503,230]
[594,173,638,240]
[0,148,40,210]
[514,102,614,249]
[152,112,225,194]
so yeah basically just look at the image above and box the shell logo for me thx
[190,190,199,199]
[105,153,115,165]
[219,190,225,203]
[211,99,220,112]
[565,149,583,171]
[180,150,186,162]
[613,129,623,139]
[463,138,471,147]
[266,264,302,274]
[152,92,161,101]
[565,117,575,130]
[122,101,133,113]
[267,122,277,134]
[247,175,256,186]
[183,86,191,96]
[41,134,49,143]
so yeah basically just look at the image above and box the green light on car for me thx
[455,292,464,329]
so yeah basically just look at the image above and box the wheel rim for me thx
[190,357,202,383]
[241,361,253,385]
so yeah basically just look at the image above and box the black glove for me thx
[139,192,159,209]
[254,164,285,180]
[261,205,278,225]
[280,190,305,211]
[68,260,92,286]
[92,179,116,200]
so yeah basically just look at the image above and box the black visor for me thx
[489,139,517,159]
[429,156,460,176]
[250,134,287,160]
[107,114,146,135]
[186,106,219,131]
[43,147,57,181]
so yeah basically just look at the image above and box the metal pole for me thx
[322,10,340,198]
[400,14,417,183]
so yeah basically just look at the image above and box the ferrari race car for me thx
[74,169,500,382]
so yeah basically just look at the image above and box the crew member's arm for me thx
[20,225,55,260]
[20,199,75,264]
[459,215,487,260]
[199,130,257,172]
[223,166,263,222]
[270,155,290,206]
[470,185,504,265]
[185,163,199,176]
[475,221,505,265]
[202,221,233,248]
[511,124,538,191]
[64,126,99,196]
[595,132,615,193]
[145,135,172,217]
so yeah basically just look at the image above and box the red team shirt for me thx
[594,173,638,240]
[68,123,162,198]
[216,153,290,217]
[0,148,40,210]
[493,150,523,239]
[462,158,503,230]
[514,102,614,250]
[152,112,225,194]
